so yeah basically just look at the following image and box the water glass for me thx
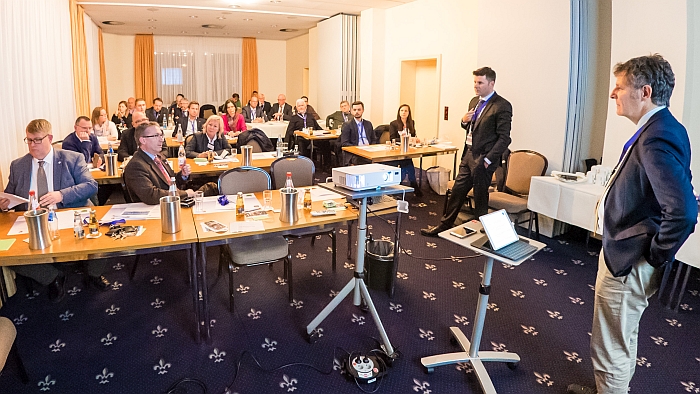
[230,148,237,157]
[194,191,204,213]
[263,190,273,210]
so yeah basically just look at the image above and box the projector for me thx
[332,164,401,191]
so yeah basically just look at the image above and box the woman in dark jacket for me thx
[388,104,421,196]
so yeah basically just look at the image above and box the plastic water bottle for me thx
[73,211,85,239]
[28,190,38,211]
[162,113,168,129]
[285,172,294,192]
[178,142,186,167]
[107,142,114,154]
[168,177,177,196]
[47,207,59,239]
[276,135,283,157]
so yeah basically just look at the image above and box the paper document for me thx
[242,193,262,211]
[229,221,265,233]
[308,186,343,202]
[432,143,455,149]
[358,145,390,152]
[7,209,88,235]
[0,193,29,209]
[0,239,16,251]
[252,152,278,159]
[101,203,160,221]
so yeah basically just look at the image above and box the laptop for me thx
[470,210,537,261]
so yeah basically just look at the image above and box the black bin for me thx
[365,240,394,291]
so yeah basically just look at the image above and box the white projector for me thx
[332,164,401,191]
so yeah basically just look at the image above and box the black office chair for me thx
[217,167,292,312]
[374,125,390,144]
[271,156,337,271]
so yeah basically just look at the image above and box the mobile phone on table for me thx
[450,226,476,238]
[203,220,228,232]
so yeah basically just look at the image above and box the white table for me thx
[246,121,289,139]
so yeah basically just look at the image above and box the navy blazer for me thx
[603,108,697,276]
[185,132,232,158]
[4,149,97,210]
[460,93,512,166]
[242,105,268,123]
[146,107,169,124]
[62,132,104,164]
[269,103,293,121]
[340,119,376,166]
[173,116,205,137]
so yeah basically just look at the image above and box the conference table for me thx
[294,130,340,163]
[247,120,326,140]
[0,205,202,339]
[527,175,700,309]
[343,143,460,186]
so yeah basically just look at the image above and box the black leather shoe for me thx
[566,384,597,394]
[89,275,111,291]
[48,273,66,303]
[420,224,450,237]
[411,182,423,198]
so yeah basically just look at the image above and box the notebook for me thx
[470,209,537,261]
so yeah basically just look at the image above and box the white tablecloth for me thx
[246,121,289,138]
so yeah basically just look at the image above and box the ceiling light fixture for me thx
[243,18,253,21]
[148,26,156,29]
[279,28,298,32]
[76,2,328,19]
[229,5,241,8]
[147,18,157,22]
[270,0,282,3]
[189,15,198,18]
[270,24,277,27]
[102,21,125,25]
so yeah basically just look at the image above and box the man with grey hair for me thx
[270,94,293,121]
[567,55,697,394]
[284,98,321,156]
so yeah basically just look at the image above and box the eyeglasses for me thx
[24,135,50,145]
[142,133,164,139]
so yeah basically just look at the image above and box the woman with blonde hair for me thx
[91,106,118,141]
[185,115,232,158]
[221,99,246,136]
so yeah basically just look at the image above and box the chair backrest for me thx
[199,104,217,119]
[503,150,548,196]
[0,316,17,372]
[218,166,271,194]
[247,139,263,153]
[270,155,315,188]
[374,124,391,144]
[184,133,195,148]
[121,172,134,203]
[52,139,64,147]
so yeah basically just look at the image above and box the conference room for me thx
[1,1,699,393]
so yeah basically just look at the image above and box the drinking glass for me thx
[194,191,204,213]
[263,190,273,211]
[230,148,237,157]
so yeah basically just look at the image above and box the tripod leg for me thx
[306,278,354,335]
[358,280,395,356]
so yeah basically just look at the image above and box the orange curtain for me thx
[134,34,156,105]
[69,0,90,116]
[98,28,109,114]
[242,37,258,99]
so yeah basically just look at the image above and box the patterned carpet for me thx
[1,176,699,394]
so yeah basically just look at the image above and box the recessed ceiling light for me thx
[270,0,282,3]
[224,33,230,35]
[243,18,252,21]
[270,24,277,27]
[279,28,298,32]
[182,64,187,67]
[148,26,156,29]
[202,24,224,29]
[102,21,125,25]
[189,15,198,18]
[257,31,262,33]
[229,5,241,8]
[217,16,226,20]
[147,18,157,22]
[181,31,187,33]
[204,32,209,35]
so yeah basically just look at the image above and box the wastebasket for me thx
[365,240,395,291]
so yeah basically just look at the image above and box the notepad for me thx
[0,239,16,251]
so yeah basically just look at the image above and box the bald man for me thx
[270,94,293,121]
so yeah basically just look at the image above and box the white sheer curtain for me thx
[83,12,102,114]
[154,36,242,108]
[0,0,76,187]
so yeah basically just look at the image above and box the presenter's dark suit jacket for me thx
[461,93,512,166]
[602,107,697,277]
[173,116,205,137]
[185,132,232,158]
[242,105,268,123]
[284,113,321,148]
[4,149,97,211]
[123,149,190,205]
[146,107,168,124]
[270,103,293,121]
[340,119,377,166]
[118,127,168,161]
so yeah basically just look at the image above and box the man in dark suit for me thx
[242,96,267,123]
[0,119,105,302]
[124,122,198,205]
[422,67,511,236]
[62,116,104,168]
[270,94,293,121]
[146,97,168,125]
[326,100,351,130]
[340,101,377,166]
[185,118,232,158]
[258,93,272,117]
[567,56,697,394]
[118,111,167,161]
[173,101,205,137]
[300,96,321,120]
[284,98,322,156]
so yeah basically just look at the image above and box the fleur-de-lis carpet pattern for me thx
[1,180,699,393]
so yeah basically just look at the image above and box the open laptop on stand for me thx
[470,209,538,261]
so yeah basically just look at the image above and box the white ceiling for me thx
[79,0,415,40]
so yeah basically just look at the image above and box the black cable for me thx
[164,378,207,394]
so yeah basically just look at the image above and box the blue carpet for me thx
[1,182,699,394]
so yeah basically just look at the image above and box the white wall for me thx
[316,16,344,118]
[684,1,700,191]
[359,8,386,123]
[286,34,309,100]
[308,27,319,112]
[102,33,135,114]
[256,39,287,101]
[601,0,688,167]
[477,0,571,172]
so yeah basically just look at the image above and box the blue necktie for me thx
[473,99,486,122]
[619,126,644,162]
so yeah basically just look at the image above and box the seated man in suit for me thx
[258,93,272,118]
[124,122,217,205]
[300,96,321,120]
[118,111,167,161]
[284,98,322,156]
[169,93,184,114]
[340,101,377,166]
[146,97,168,125]
[185,115,232,158]
[173,101,204,137]
[0,119,107,302]
[326,100,351,130]
[242,96,267,123]
[270,94,293,121]
[62,116,104,168]
[171,97,189,128]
